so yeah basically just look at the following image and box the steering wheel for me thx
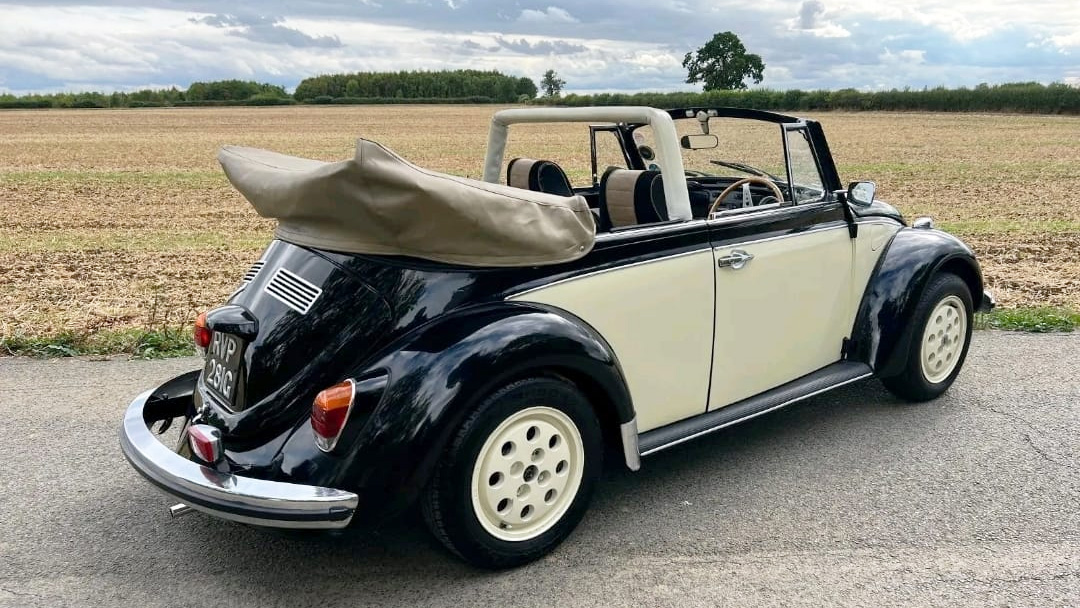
[708,177,786,216]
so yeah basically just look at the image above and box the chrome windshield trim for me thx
[120,389,358,529]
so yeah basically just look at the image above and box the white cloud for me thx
[518,7,579,24]
[0,0,1077,94]
[830,0,1080,47]
[789,1,850,38]
[880,49,927,65]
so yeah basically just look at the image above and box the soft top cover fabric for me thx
[218,139,595,267]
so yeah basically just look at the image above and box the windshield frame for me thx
[620,107,842,196]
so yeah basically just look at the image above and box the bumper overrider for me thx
[120,388,358,529]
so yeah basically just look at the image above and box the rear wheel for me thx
[421,377,602,569]
[881,273,973,401]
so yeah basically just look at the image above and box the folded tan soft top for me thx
[218,139,596,267]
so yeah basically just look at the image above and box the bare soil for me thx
[1,106,1076,337]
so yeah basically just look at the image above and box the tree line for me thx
[0,71,537,109]
[2,76,1077,115]
[293,70,537,103]
[0,80,293,109]
[537,82,1080,115]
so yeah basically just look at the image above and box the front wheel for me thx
[881,273,974,401]
[421,377,602,569]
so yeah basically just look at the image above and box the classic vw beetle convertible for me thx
[121,106,994,568]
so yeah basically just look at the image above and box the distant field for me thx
[1,106,1077,345]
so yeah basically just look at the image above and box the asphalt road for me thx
[0,331,1077,607]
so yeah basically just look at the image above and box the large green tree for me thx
[540,69,566,97]
[682,31,765,91]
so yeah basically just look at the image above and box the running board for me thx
[639,361,873,457]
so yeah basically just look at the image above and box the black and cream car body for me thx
[121,106,994,568]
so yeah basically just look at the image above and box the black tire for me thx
[420,377,603,569]
[881,273,973,402]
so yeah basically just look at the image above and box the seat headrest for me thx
[534,161,574,197]
[598,169,668,230]
[507,157,538,190]
[507,158,574,197]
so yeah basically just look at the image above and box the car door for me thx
[707,127,856,409]
[508,222,716,433]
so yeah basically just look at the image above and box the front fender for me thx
[313,302,633,515]
[850,228,985,377]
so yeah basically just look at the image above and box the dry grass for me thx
[1,106,1077,340]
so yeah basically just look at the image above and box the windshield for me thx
[632,117,787,181]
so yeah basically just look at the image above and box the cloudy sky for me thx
[1,1,1077,95]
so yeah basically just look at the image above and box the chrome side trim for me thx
[855,218,903,227]
[509,224,849,301]
[640,372,873,457]
[506,247,711,300]
[595,218,706,242]
[709,222,848,249]
[620,417,641,471]
[120,389,358,529]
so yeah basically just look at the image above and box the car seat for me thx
[597,168,668,231]
[506,158,574,197]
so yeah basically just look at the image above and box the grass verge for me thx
[975,307,1080,332]
[2,307,1074,360]
[1,327,195,358]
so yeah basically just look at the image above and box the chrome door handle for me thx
[717,249,754,269]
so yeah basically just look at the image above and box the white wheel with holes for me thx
[421,377,602,569]
[920,295,967,384]
[882,273,973,402]
[470,406,584,542]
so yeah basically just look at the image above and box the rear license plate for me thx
[203,332,243,406]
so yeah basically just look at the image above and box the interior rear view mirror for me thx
[680,134,719,150]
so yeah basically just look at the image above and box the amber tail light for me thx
[311,380,356,452]
[194,312,212,353]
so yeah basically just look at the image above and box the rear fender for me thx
[144,370,200,423]
[849,228,985,377]
[316,303,634,512]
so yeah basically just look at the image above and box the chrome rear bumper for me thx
[980,289,996,313]
[120,388,358,529]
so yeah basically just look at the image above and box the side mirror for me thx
[680,134,719,150]
[847,181,876,207]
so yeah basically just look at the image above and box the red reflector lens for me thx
[194,312,212,350]
[188,424,222,464]
[311,380,355,451]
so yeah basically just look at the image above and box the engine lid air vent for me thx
[242,260,266,285]
[264,268,322,314]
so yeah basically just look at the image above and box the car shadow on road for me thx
[111,378,927,597]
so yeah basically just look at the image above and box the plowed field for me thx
[1,106,1077,338]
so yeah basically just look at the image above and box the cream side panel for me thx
[852,222,903,309]
[508,251,715,432]
[710,227,854,408]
